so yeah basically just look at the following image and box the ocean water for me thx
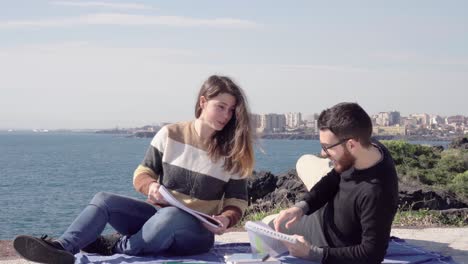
[0,132,448,240]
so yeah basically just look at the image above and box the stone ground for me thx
[2,227,467,263]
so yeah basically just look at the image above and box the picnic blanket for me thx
[74,237,457,264]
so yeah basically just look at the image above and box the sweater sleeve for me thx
[323,187,394,264]
[220,178,248,227]
[302,169,340,214]
[133,127,167,195]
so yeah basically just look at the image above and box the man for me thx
[273,102,398,263]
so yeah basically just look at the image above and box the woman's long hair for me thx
[195,75,254,177]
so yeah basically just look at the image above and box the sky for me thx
[1,0,467,129]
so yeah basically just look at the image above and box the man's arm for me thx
[275,169,341,232]
[300,169,340,214]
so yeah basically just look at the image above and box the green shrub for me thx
[431,149,466,185]
[382,140,467,183]
[382,141,441,164]
[449,171,468,200]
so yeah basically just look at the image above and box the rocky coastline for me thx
[132,133,456,142]
[96,128,460,142]
[260,133,457,142]
[246,169,468,222]
[2,168,466,261]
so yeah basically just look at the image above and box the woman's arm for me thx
[133,166,158,195]
[133,127,166,195]
[220,178,248,227]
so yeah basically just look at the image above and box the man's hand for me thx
[147,182,168,205]
[202,215,230,235]
[284,235,323,261]
[273,207,304,232]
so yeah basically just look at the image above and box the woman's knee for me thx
[144,207,200,233]
[154,207,193,225]
[89,191,115,209]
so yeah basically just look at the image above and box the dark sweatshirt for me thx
[302,141,399,264]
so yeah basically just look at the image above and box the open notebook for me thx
[245,221,297,257]
[159,185,223,229]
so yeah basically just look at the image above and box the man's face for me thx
[319,129,355,173]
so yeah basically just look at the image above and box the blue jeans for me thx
[57,192,214,256]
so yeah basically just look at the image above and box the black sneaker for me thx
[13,234,75,264]
[81,233,121,256]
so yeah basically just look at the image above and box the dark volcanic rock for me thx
[449,137,468,150]
[247,169,308,212]
[247,171,278,204]
[248,170,468,212]
[274,169,308,201]
[398,183,467,210]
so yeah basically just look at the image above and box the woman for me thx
[13,75,255,264]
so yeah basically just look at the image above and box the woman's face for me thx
[199,93,237,131]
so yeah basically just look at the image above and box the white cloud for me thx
[51,1,156,10]
[0,13,259,29]
[0,42,209,129]
[1,42,466,129]
[0,42,199,68]
[276,64,372,73]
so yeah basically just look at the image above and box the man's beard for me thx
[333,147,356,173]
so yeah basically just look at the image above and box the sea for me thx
[0,132,449,240]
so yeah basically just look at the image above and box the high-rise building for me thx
[410,113,430,128]
[250,114,262,130]
[260,113,286,132]
[430,115,445,125]
[375,112,390,126]
[304,113,318,133]
[401,117,418,127]
[388,111,401,126]
[446,115,465,125]
[285,112,302,128]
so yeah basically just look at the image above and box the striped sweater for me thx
[133,121,248,227]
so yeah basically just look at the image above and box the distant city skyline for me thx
[1,1,467,129]
[2,110,466,131]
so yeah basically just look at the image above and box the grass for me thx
[393,208,467,227]
[236,206,287,227]
[236,206,467,228]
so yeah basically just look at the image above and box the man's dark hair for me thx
[318,102,373,147]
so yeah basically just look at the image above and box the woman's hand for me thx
[202,215,230,235]
[147,182,168,205]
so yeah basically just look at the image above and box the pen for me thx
[261,254,270,262]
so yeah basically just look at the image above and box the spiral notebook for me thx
[245,221,297,256]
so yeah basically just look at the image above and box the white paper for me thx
[158,185,223,229]
[245,221,297,257]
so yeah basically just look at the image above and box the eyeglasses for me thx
[321,138,350,156]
